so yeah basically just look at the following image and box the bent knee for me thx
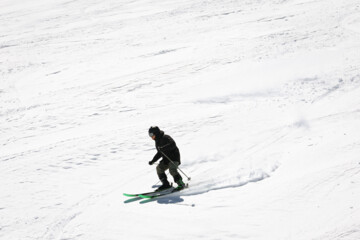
[169,168,179,176]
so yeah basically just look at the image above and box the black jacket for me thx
[152,131,180,165]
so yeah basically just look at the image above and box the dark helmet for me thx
[148,126,161,137]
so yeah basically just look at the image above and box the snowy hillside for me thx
[1,0,360,239]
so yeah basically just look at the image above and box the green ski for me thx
[139,184,188,199]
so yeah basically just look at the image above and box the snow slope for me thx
[1,0,360,239]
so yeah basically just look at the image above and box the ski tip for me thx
[123,193,136,197]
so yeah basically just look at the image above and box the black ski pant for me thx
[156,161,182,183]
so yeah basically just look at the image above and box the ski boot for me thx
[156,174,172,192]
[175,179,185,191]
[156,182,171,191]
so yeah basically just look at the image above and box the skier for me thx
[148,126,185,191]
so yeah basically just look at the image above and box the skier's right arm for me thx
[149,151,161,165]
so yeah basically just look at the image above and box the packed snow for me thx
[1,0,360,239]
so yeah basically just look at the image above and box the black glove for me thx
[149,160,155,165]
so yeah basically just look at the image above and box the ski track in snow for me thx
[1,0,360,239]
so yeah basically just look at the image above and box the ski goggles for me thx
[149,132,155,137]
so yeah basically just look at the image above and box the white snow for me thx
[1,0,360,239]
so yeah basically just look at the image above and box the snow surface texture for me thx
[1,0,360,239]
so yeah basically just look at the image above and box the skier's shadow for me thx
[157,195,184,204]
[139,195,184,204]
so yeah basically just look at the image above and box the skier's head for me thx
[148,126,161,140]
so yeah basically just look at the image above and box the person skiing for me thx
[148,126,185,191]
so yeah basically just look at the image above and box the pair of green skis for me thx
[124,184,188,199]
